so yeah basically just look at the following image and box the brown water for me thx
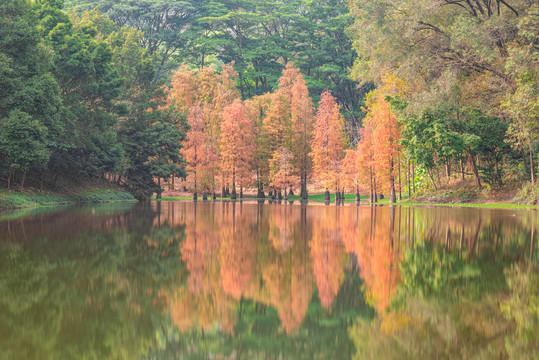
[0,201,537,359]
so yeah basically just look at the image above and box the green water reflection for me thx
[0,202,536,359]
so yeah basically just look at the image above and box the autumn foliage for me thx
[310,91,347,192]
[169,63,402,201]
[355,92,402,202]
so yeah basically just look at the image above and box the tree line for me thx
[347,0,538,191]
[1,0,536,200]
[168,63,405,202]
[0,0,186,198]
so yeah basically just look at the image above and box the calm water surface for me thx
[0,201,537,359]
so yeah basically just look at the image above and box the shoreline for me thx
[2,189,536,212]
[0,188,137,212]
[152,195,539,210]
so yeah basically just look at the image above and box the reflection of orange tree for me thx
[310,206,346,309]
[267,204,299,251]
[172,205,238,334]
[341,207,401,313]
[260,232,314,333]
[219,204,256,299]
[167,203,316,335]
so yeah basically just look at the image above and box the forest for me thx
[0,0,537,203]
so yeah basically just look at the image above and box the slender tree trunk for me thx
[407,160,411,199]
[369,166,374,202]
[460,159,465,180]
[373,177,378,203]
[231,168,237,200]
[7,170,11,190]
[398,155,402,201]
[389,158,396,203]
[412,161,416,193]
[427,168,438,190]
[468,152,482,189]
[446,159,451,178]
[530,142,535,184]
[20,171,26,190]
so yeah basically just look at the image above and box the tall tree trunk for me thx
[427,168,438,190]
[231,168,237,200]
[7,170,11,190]
[373,177,378,203]
[460,159,465,180]
[412,161,416,193]
[398,155,402,201]
[468,152,482,189]
[389,158,396,203]
[530,142,535,184]
[407,160,411,199]
[369,166,374,202]
[20,171,26,190]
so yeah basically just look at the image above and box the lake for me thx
[0,201,537,359]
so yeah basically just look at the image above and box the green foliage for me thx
[0,110,50,175]
[501,264,539,358]
[0,188,135,210]
[0,213,186,359]
[513,182,539,205]
[395,242,480,303]
[0,0,62,181]
[65,0,362,127]
[0,1,187,198]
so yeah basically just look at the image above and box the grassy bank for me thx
[0,188,137,211]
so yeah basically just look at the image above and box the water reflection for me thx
[0,201,536,359]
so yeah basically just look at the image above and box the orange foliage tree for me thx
[359,92,402,202]
[245,93,273,197]
[269,146,299,198]
[259,91,294,196]
[220,100,255,198]
[279,64,314,199]
[356,121,379,202]
[342,148,361,200]
[169,64,240,198]
[310,91,347,198]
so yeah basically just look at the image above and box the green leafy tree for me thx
[0,0,63,187]
[0,111,50,189]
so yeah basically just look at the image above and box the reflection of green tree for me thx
[394,241,479,305]
[0,203,135,221]
[0,221,185,359]
[150,273,373,359]
[350,218,537,360]
[501,264,539,359]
